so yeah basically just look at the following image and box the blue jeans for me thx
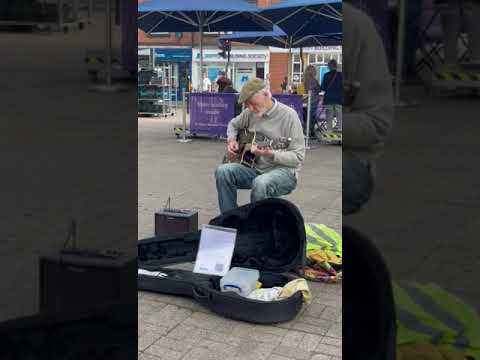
[215,163,297,214]
[308,103,318,137]
[343,153,373,215]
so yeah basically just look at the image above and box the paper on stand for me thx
[193,224,237,277]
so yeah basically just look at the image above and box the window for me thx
[150,32,170,37]
[292,54,302,84]
[307,51,343,66]
[138,55,151,69]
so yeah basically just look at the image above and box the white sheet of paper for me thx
[193,224,237,276]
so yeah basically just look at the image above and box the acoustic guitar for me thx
[224,129,291,169]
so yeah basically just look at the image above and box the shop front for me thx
[153,48,192,100]
[192,49,270,92]
[138,48,152,70]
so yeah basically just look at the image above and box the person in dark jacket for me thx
[320,59,343,132]
[220,78,237,94]
[219,77,241,115]
[216,71,226,92]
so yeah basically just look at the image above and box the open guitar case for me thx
[138,198,307,324]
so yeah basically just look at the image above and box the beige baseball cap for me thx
[238,78,266,104]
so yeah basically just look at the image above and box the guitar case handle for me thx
[192,286,214,307]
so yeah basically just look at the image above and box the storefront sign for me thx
[193,50,269,63]
[190,93,237,136]
[155,48,192,62]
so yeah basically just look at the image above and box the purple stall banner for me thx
[189,93,237,137]
[274,95,304,122]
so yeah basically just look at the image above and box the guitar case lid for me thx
[343,226,397,360]
[138,198,306,273]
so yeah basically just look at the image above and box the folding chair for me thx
[314,97,342,144]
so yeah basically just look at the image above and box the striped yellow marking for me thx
[436,72,480,81]
[444,72,453,81]
[321,133,342,141]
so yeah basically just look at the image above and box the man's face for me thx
[245,93,269,116]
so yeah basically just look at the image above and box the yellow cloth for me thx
[277,279,311,304]
[307,249,342,265]
[297,83,305,95]
[397,344,466,360]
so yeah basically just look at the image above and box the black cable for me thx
[62,219,76,250]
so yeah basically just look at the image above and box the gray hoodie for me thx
[227,99,305,175]
[343,3,394,169]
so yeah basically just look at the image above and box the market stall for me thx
[188,93,237,137]
[177,92,311,139]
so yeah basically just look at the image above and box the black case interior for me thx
[138,198,307,324]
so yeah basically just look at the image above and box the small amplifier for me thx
[154,208,198,237]
[40,251,137,316]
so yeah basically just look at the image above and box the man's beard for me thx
[254,106,268,117]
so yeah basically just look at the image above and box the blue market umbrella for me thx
[220,25,341,48]
[138,0,271,33]
[258,0,342,82]
[138,0,273,89]
[259,0,342,37]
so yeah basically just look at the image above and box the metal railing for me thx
[177,89,192,143]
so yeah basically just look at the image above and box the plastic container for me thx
[220,267,260,297]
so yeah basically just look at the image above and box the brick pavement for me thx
[138,115,342,360]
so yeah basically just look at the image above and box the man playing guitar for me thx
[215,78,306,214]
